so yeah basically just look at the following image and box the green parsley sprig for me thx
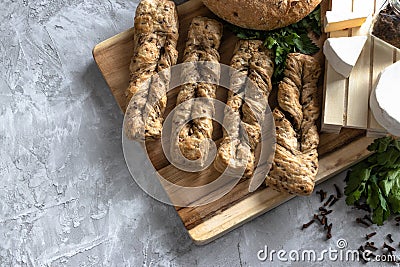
[228,6,321,82]
[345,137,400,225]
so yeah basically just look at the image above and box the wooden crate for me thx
[322,0,400,137]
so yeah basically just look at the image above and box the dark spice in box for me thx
[372,1,400,48]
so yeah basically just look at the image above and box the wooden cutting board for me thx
[93,0,375,245]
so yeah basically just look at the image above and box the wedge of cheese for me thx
[370,61,400,137]
[324,11,369,33]
[323,36,368,78]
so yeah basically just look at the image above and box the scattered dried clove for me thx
[334,184,342,198]
[324,195,334,207]
[326,233,332,240]
[314,214,324,225]
[366,232,376,240]
[324,217,329,230]
[360,245,371,263]
[328,197,339,207]
[302,220,315,230]
[365,252,377,262]
[396,223,399,226]
[365,242,378,251]
[321,209,333,216]
[318,207,333,216]
[326,223,333,239]
[316,189,327,202]
[321,216,327,226]
[383,242,396,252]
[319,207,327,212]
[387,234,394,243]
[356,218,370,227]
[358,245,367,263]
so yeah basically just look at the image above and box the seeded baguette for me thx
[124,0,179,141]
[214,40,274,178]
[265,53,321,196]
[171,17,223,166]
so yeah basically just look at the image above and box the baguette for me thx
[214,40,274,177]
[265,53,321,195]
[124,0,179,141]
[171,17,223,166]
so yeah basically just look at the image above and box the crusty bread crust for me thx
[171,17,223,166]
[265,53,321,196]
[124,0,179,141]
[202,0,322,31]
[214,40,274,178]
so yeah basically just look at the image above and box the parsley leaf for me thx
[294,34,320,55]
[228,6,321,82]
[345,137,400,225]
[344,161,371,195]
[388,182,400,213]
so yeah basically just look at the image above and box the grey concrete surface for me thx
[0,0,398,266]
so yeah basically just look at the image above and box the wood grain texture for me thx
[321,0,352,133]
[322,63,347,133]
[346,0,374,129]
[367,36,394,136]
[93,0,374,245]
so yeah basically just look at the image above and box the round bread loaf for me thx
[202,0,322,31]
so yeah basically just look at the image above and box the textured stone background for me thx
[0,0,398,266]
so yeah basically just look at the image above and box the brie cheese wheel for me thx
[323,36,368,78]
[370,61,400,137]
[324,10,369,33]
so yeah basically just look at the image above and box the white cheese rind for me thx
[370,61,400,137]
[323,36,368,78]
